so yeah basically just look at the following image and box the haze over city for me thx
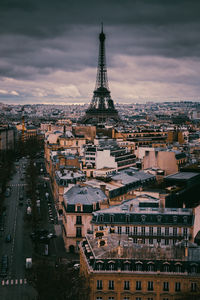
[0,0,200,105]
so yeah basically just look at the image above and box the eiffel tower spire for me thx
[80,25,121,125]
[95,22,109,90]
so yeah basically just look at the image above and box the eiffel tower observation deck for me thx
[80,25,121,125]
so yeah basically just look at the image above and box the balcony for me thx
[129,232,187,239]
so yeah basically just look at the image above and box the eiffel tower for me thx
[80,25,121,125]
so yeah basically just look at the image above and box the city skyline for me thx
[0,0,200,105]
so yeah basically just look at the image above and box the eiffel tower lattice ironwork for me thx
[81,25,121,125]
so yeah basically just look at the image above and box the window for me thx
[109,263,115,271]
[173,216,177,223]
[76,227,82,237]
[126,227,130,235]
[141,226,145,235]
[99,226,104,230]
[183,216,188,223]
[136,263,142,271]
[99,215,104,222]
[148,281,154,291]
[96,263,103,271]
[165,239,169,245]
[157,215,162,222]
[163,264,170,272]
[157,227,161,235]
[97,280,102,290]
[110,215,114,223]
[175,282,181,292]
[96,297,102,300]
[191,265,197,273]
[76,216,82,224]
[136,298,141,300]
[124,281,130,290]
[136,281,142,290]
[133,238,138,243]
[148,263,154,271]
[123,297,130,300]
[163,282,169,291]
[141,215,146,222]
[77,205,81,212]
[108,297,114,300]
[124,263,130,271]
[163,298,169,300]
[108,280,114,290]
[183,227,188,237]
[149,227,153,235]
[148,298,154,300]
[175,264,182,273]
[126,214,130,223]
[149,239,153,245]
[118,226,122,234]
[134,226,137,234]
[191,282,197,292]
[173,227,177,236]
[165,227,169,236]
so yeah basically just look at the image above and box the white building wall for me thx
[96,150,117,169]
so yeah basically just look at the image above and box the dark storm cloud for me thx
[0,0,200,103]
[0,0,200,78]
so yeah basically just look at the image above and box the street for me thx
[0,157,37,299]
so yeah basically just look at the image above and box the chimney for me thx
[117,241,123,257]
[185,241,188,258]
[100,184,106,194]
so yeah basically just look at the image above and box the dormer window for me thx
[124,261,131,271]
[126,214,130,223]
[108,261,115,271]
[141,215,146,222]
[110,214,114,223]
[99,214,104,222]
[157,215,162,222]
[76,205,82,212]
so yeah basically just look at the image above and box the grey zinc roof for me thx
[63,185,107,205]
[165,172,200,180]
[112,168,155,184]
[92,197,192,216]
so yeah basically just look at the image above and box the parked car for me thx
[5,234,11,243]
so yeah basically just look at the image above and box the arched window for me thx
[135,262,143,271]
[163,263,170,272]
[147,263,155,272]
[96,262,103,270]
[124,261,131,271]
[175,263,182,273]
[157,215,162,222]
[108,261,115,271]
[191,264,197,273]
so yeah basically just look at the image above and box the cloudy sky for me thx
[0,0,200,105]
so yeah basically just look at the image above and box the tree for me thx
[29,261,90,300]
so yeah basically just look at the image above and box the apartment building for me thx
[80,233,200,300]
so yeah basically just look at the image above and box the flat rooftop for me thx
[165,172,200,181]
